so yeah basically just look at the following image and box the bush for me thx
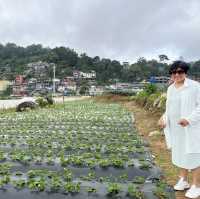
[45,94,54,105]
[36,97,49,108]
[1,85,12,97]
[79,85,89,95]
[135,91,149,106]
[157,94,167,112]
[133,83,167,112]
[145,92,161,110]
[144,84,157,95]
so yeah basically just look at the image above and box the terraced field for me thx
[0,101,174,199]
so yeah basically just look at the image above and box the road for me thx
[0,96,90,109]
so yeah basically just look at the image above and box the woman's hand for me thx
[178,119,189,127]
[158,117,166,129]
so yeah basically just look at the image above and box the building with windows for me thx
[12,75,28,96]
[73,70,96,79]
[149,76,170,84]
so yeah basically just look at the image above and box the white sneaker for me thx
[174,177,190,191]
[185,185,200,198]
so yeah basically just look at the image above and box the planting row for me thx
[0,101,172,198]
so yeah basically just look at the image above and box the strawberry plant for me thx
[107,183,121,196]
[127,184,144,199]
[64,182,81,194]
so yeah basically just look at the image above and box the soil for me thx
[0,97,165,199]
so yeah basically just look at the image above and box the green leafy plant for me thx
[80,172,96,181]
[0,163,12,175]
[63,168,73,182]
[107,183,121,196]
[35,156,43,164]
[28,178,46,192]
[36,97,49,108]
[64,182,81,194]
[127,184,144,199]
[153,181,170,199]
[87,186,97,193]
[46,157,54,165]
[85,159,97,168]
[99,159,110,168]
[27,170,37,178]
[139,160,151,170]
[132,176,145,184]
[21,155,32,165]
[60,154,70,166]
[12,179,26,189]
[0,151,6,161]
[144,84,158,95]
[119,173,128,181]
[70,155,84,166]
[15,171,23,176]
[127,159,135,167]
[1,175,10,184]
[111,158,124,168]
[49,177,62,192]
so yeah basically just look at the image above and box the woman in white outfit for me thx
[158,61,200,198]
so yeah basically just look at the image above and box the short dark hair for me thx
[169,61,190,74]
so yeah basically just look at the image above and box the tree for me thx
[137,57,147,65]
[1,85,12,96]
[158,54,169,62]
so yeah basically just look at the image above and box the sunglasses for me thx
[169,70,185,75]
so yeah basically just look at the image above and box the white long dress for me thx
[168,85,200,170]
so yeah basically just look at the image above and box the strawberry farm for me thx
[0,100,174,199]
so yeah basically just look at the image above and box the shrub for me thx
[135,91,149,106]
[45,94,54,105]
[144,84,157,95]
[133,83,167,113]
[36,97,49,108]
[145,92,161,110]
[158,94,167,112]
[79,85,89,95]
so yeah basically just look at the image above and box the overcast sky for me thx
[0,0,200,63]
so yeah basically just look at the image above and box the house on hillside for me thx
[72,70,97,87]
[62,77,76,91]
[12,75,28,96]
[73,70,96,79]
[149,76,170,84]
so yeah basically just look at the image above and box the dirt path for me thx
[124,101,192,199]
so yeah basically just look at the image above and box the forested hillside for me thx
[0,43,199,84]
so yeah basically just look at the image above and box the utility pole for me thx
[53,64,56,96]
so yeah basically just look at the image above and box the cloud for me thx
[0,0,200,63]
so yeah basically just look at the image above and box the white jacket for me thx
[164,78,200,153]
